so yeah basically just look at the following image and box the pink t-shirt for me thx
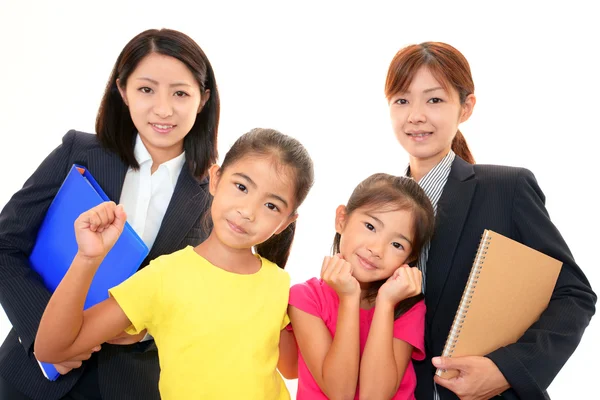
[288,278,426,400]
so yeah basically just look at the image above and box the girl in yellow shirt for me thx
[34,128,314,399]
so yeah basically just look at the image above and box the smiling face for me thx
[208,154,298,251]
[388,66,475,167]
[117,52,209,164]
[335,204,416,284]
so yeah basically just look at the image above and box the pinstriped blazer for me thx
[413,156,596,400]
[0,130,211,400]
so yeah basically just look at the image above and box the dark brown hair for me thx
[385,42,475,164]
[333,174,435,319]
[95,28,220,178]
[217,128,314,268]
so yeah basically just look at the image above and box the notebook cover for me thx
[436,229,562,379]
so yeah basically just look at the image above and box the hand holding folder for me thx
[28,165,149,381]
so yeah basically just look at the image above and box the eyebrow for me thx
[135,77,193,88]
[365,212,414,245]
[232,172,290,208]
[400,86,445,95]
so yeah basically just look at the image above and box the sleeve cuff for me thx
[140,332,154,342]
[486,347,546,400]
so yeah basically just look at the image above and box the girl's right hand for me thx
[74,202,127,260]
[320,255,360,298]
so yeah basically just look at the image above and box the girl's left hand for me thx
[377,265,422,306]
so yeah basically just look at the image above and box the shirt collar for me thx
[405,149,455,181]
[133,134,186,186]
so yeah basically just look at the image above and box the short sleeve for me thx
[393,300,426,361]
[288,278,328,318]
[281,313,290,330]
[108,258,164,335]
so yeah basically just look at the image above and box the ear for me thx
[198,89,211,114]
[275,213,299,235]
[335,205,347,234]
[116,78,128,106]
[459,93,476,123]
[208,164,221,196]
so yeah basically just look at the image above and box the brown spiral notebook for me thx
[436,229,563,379]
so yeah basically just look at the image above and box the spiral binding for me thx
[437,230,493,374]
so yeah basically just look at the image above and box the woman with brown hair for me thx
[384,42,596,400]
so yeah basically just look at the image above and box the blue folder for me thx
[28,165,149,381]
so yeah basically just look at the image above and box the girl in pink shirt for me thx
[288,173,436,399]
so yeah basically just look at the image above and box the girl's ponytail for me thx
[255,222,296,269]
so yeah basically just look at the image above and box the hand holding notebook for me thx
[436,230,562,379]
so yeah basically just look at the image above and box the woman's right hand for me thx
[35,346,101,375]
[320,255,360,298]
[74,202,127,260]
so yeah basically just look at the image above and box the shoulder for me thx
[259,257,291,282]
[147,246,196,271]
[289,278,336,312]
[57,129,106,160]
[472,163,535,184]
[396,299,426,322]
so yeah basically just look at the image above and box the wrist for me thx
[74,251,104,267]
[375,297,396,312]
[338,292,361,305]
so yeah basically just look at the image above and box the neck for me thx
[359,283,375,309]
[409,149,450,182]
[194,232,260,274]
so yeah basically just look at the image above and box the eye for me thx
[235,183,247,193]
[428,97,443,104]
[265,203,280,212]
[174,91,189,97]
[394,98,408,105]
[364,222,375,232]
[392,242,405,250]
[139,87,153,94]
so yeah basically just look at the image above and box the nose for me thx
[237,204,256,222]
[366,238,384,259]
[407,103,426,124]
[153,93,173,119]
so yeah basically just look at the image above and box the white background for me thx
[0,1,597,398]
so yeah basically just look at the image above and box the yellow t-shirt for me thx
[108,246,291,400]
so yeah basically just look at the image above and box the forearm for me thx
[321,295,360,399]
[35,253,101,361]
[360,301,399,399]
[487,267,596,399]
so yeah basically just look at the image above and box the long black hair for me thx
[96,28,220,178]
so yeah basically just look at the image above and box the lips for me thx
[357,255,377,270]
[150,123,176,134]
[227,220,248,235]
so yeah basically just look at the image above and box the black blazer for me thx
[414,156,596,400]
[0,131,211,400]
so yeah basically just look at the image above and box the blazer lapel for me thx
[83,148,128,203]
[426,157,477,319]
[146,167,210,264]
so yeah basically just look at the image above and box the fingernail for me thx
[432,357,441,366]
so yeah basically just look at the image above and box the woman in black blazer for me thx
[384,42,596,400]
[0,28,219,400]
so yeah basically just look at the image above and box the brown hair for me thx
[332,174,435,319]
[95,28,220,178]
[385,42,475,164]
[217,128,314,269]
